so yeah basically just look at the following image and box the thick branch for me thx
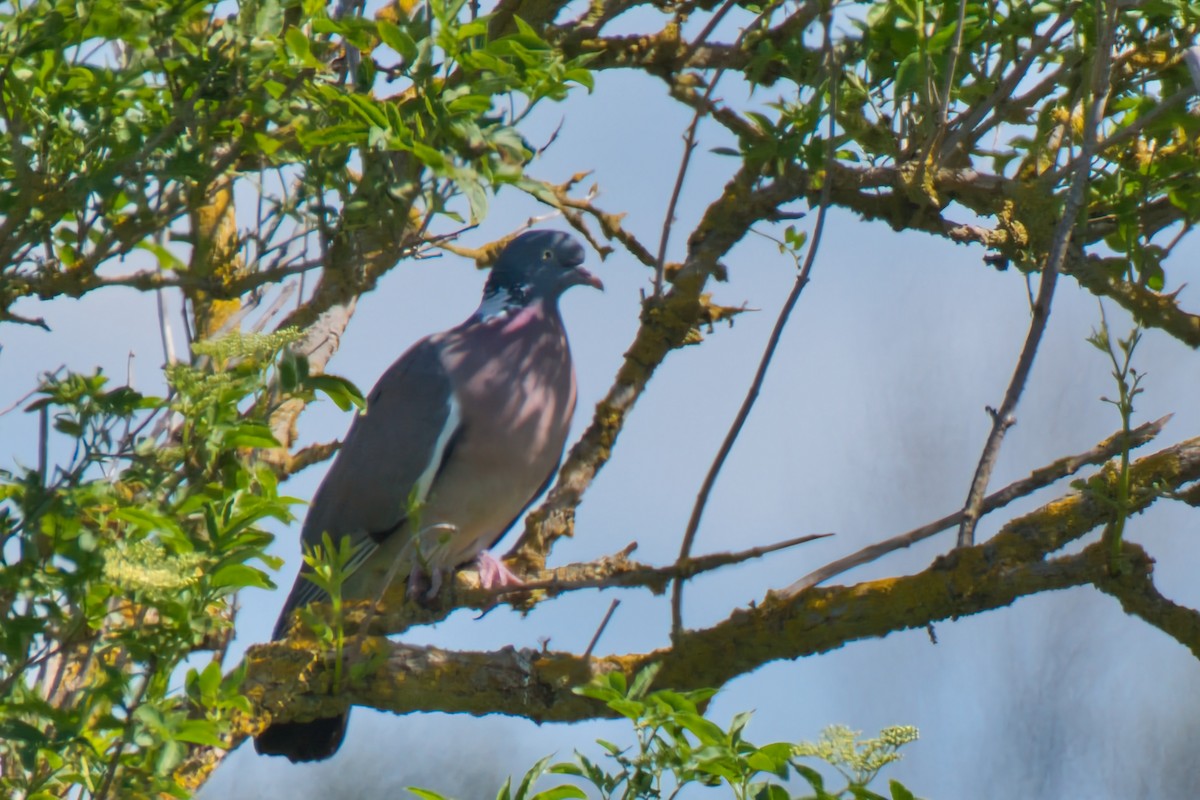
[245,436,1200,732]
[1095,548,1200,660]
[1069,256,1200,348]
[178,436,1200,790]
[237,539,1136,741]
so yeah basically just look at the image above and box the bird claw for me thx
[475,550,523,590]
[406,567,445,607]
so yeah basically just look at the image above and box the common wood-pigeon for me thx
[254,230,601,762]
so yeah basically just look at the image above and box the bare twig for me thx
[941,4,1078,157]
[582,599,620,660]
[670,16,837,640]
[37,405,48,486]
[95,669,153,800]
[522,174,657,267]
[507,532,833,595]
[0,366,64,417]
[937,0,968,131]
[784,415,1169,596]
[651,0,742,297]
[358,533,832,638]
[956,1,1120,548]
[156,288,178,366]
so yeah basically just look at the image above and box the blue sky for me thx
[3,19,1200,800]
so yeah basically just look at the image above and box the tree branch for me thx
[671,15,836,638]
[508,163,811,571]
[956,1,1120,547]
[232,536,1141,754]
[784,415,1170,596]
[1095,546,1200,660]
[272,533,833,640]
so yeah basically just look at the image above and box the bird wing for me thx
[273,337,460,638]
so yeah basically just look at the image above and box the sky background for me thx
[3,12,1200,800]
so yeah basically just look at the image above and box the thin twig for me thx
[670,15,837,641]
[956,1,1119,548]
[0,366,64,417]
[156,288,177,366]
[784,415,1169,597]
[651,0,741,297]
[937,0,968,131]
[37,405,48,486]
[941,4,1078,157]
[94,667,153,800]
[1053,86,1194,182]
[494,533,833,598]
[583,599,620,661]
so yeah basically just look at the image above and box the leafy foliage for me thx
[0,0,593,322]
[0,332,319,797]
[409,669,923,800]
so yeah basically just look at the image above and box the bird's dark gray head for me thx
[483,230,603,305]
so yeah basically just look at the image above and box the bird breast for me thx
[421,302,577,565]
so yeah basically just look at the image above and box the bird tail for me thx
[254,578,349,762]
[254,713,348,763]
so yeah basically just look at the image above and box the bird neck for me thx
[473,281,549,322]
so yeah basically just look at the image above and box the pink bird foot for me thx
[475,550,524,589]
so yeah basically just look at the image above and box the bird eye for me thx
[542,249,553,261]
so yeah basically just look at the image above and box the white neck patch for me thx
[474,284,529,321]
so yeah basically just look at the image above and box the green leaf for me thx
[529,786,587,800]
[677,713,728,746]
[750,784,791,800]
[515,753,554,799]
[224,422,281,449]
[112,507,189,550]
[460,177,488,223]
[285,28,319,67]
[407,789,449,800]
[198,660,223,698]
[411,141,448,170]
[563,67,594,91]
[746,742,793,777]
[308,374,366,411]
[174,720,224,746]
[135,240,185,271]
[628,663,660,699]
[889,779,917,800]
[728,709,753,741]
[793,763,827,792]
[0,719,49,746]
[377,20,418,62]
[893,52,923,96]
[210,563,273,590]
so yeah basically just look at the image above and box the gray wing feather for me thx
[273,338,456,639]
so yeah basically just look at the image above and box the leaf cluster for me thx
[0,0,593,320]
[408,668,923,800]
[0,332,333,797]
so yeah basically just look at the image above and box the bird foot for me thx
[406,567,446,608]
[475,550,523,590]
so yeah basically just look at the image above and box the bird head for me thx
[484,230,603,303]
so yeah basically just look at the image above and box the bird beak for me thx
[570,266,604,291]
